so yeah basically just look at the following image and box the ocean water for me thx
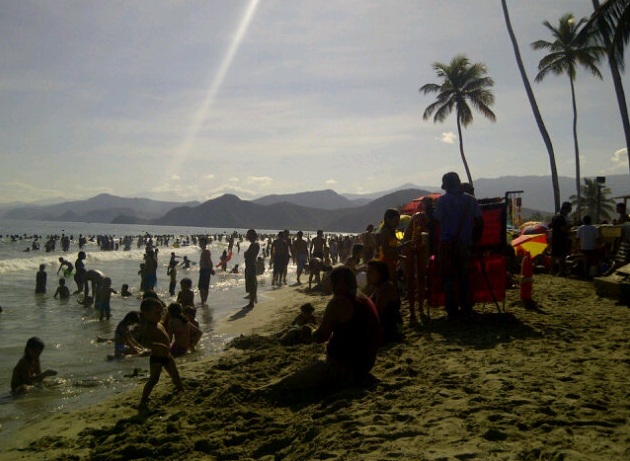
[0,219,289,442]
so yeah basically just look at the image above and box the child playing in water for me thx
[113,311,144,358]
[121,284,132,297]
[176,277,195,307]
[11,337,57,393]
[53,278,70,300]
[183,305,202,350]
[35,264,47,294]
[138,298,183,411]
[95,277,117,321]
[180,256,191,269]
[56,257,74,277]
[166,303,193,358]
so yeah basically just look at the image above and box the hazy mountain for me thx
[148,189,429,232]
[341,182,440,202]
[252,189,363,209]
[2,193,200,223]
[7,174,630,229]
[473,174,630,213]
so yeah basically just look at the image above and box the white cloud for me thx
[228,177,239,183]
[205,174,215,180]
[246,176,273,187]
[440,132,456,144]
[170,174,181,181]
[325,179,338,185]
[611,148,629,170]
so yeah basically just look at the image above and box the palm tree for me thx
[532,13,606,221]
[569,177,615,222]
[589,0,630,68]
[501,0,561,212]
[587,0,630,185]
[419,55,496,186]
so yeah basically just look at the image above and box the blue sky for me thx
[1,0,628,204]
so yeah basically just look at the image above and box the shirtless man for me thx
[308,230,328,289]
[293,231,309,284]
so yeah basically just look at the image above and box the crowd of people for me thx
[15,171,491,408]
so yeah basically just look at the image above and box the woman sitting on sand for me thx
[270,266,382,394]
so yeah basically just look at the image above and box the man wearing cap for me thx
[433,172,483,321]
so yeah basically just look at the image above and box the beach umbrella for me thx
[511,233,548,257]
[401,193,441,216]
[519,221,548,236]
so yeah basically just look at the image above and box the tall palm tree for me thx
[532,13,606,220]
[419,55,496,186]
[588,0,630,185]
[501,0,560,212]
[589,0,630,68]
[569,177,615,222]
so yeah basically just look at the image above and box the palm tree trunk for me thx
[569,76,582,221]
[592,0,630,187]
[501,0,561,212]
[456,117,473,186]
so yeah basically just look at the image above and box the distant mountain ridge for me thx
[252,189,364,209]
[2,193,201,222]
[4,174,630,230]
[147,189,429,232]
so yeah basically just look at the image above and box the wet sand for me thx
[2,275,629,461]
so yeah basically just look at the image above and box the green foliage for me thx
[568,177,616,222]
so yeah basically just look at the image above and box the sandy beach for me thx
[2,274,629,461]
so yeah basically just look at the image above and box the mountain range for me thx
[2,174,629,232]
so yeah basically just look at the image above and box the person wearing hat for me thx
[433,172,483,321]
[244,229,260,308]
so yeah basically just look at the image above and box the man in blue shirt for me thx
[433,172,483,321]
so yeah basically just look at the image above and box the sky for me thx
[1,0,628,205]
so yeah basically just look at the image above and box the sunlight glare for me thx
[176,0,260,160]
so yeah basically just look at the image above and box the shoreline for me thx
[2,276,629,460]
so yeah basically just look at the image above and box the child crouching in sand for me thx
[278,303,318,345]
[138,298,183,411]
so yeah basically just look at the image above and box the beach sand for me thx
[2,275,629,461]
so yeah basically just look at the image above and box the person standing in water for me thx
[35,264,47,294]
[198,238,213,306]
[244,229,260,308]
[74,251,87,294]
